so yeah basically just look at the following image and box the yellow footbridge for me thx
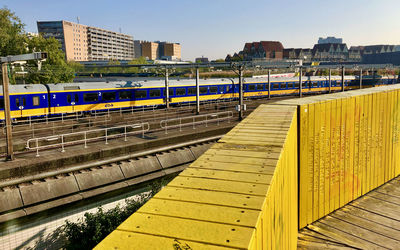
[95,85,400,249]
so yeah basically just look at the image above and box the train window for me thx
[75,94,79,103]
[134,90,147,99]
[16,98,19,107]
[23,97,26,106]
[248,84,256,91]
[84,93,99,102]
[149,89,161,97]
[0,98,3,109]
[209,86,218,93]
[67,94,72,103]
[188,88,196,95]
[200,87,208,94]
[176,88,186,96]
[103,92,116,101]
[169,88,174,96]
[273,83,280,89]
[32,96,40,106]
[119,91,131,100]
[257,84,264,90]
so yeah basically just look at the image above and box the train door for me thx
[15,96,26,118]
[66,93,79,113]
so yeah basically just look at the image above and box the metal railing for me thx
[26,122,150,156]
[3,115,112,138]
[160,111,233,134]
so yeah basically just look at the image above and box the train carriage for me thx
[0,74,397,120]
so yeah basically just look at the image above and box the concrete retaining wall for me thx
[0,142,214,224]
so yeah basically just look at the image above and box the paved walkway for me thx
[298,176,400,249]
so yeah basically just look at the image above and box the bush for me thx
[62,178,168,249]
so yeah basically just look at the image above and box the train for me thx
[0,75,398,120]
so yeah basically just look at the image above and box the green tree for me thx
[25,35,75,83]
[0,7,26,57]
[127,57,148,73]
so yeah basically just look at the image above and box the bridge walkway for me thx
[298,176,400,249]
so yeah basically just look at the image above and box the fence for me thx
[160,111,233,134]
[26,123,150,156]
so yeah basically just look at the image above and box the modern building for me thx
[134,40,144,58]
[139,41,181,61]
[37,20,134,61]
[318,37,343,44]
[195,57,209,63]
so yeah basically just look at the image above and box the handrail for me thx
[159,111,233,134]
[3,115,112,137]
[26,122,150,157]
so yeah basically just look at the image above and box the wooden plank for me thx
[319,216,399,249]
[343,205,400,230]
[94,231,232,250]
[330,210,400,241]
[351,196,400,221]
[117,213,254,249]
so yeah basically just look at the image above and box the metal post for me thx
[359,68,363,89]
[84,131,88,148]
[328,68,332,93]
[341,66,345,92]
[2,63,14,160]
[238,66,244,120]
[268,69,271,99]
[299,67,302,98]
[165,66,169,109]
[195,67,200,115]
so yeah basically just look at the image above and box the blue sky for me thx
[3,0,400,60]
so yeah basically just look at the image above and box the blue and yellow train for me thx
[0,75,397,120]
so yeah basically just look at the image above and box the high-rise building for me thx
[318,37,343,44]
[141,41,159,60]
[37,20,134,61]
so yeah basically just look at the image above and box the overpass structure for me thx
[95,85,400,249]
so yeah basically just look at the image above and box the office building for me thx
[37,20,134,61]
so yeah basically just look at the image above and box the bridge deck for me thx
[298,176,400,249]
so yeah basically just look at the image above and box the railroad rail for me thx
[96,84,400,249]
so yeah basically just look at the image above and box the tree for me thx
[127,57,148,73]
[24,35,75,83]
[0,8,26,57]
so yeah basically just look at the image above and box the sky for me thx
[2,0,400,61]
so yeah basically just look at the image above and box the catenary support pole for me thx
[195,67,200,115]
[238,66,244,121]
[341,66,345,92]
[268,69,271,99]
[164,66,169,109]
[360,68,363,89]
[299,67,302,98]
[2,63,14,161]
[329,68,332,93]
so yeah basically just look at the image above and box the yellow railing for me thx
[96,85,400,249]
[278,85,400,228]
[95,104,298,249]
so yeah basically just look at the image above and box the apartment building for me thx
[37,20,134,61]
